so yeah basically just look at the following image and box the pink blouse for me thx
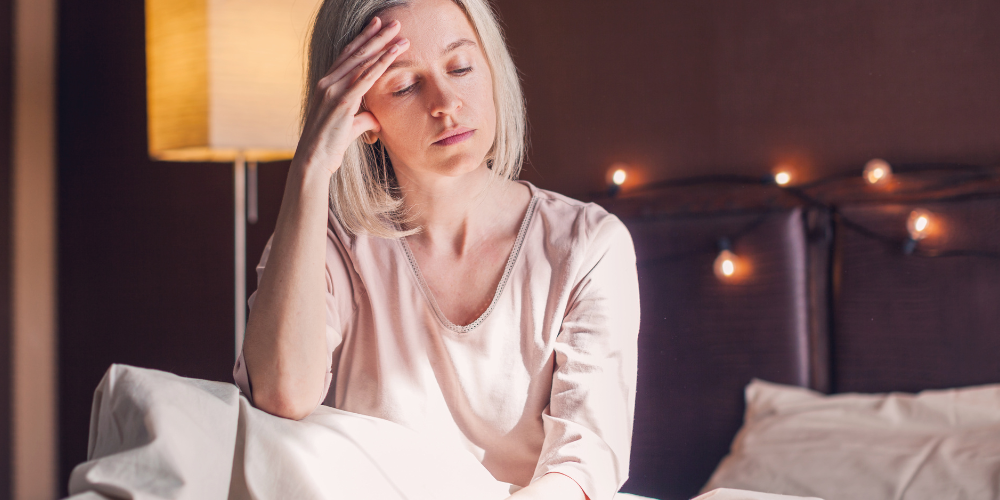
[234,181,640,500]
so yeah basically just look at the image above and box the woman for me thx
[234,0,640,498]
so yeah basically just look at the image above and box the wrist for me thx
[288,158,336,196]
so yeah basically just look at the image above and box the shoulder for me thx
[526,182,634,256]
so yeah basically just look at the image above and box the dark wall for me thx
[0,0,11,496]
[502,0,1000,196]
[55,0,1000,493]
[56,0,288,492]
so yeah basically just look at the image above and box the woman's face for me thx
[364,0,496,179]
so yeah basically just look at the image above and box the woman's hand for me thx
[293,16,410,179]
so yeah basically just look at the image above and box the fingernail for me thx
[391,20,400,27]
[397,38,409,46]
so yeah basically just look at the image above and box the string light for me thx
[612,169,627,186]
[903,209,933,254]
[773,171,792,186]
[907,209,932,240]
[714,238,739,281]
[863,159,893,185]
[599,162,1000,268]
[606,166,628,197]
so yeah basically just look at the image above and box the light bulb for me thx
[774,171,792,186]
[714,249,738,280]
[863,159,892,185]
[612,169,627,186]
[907,209,932,241]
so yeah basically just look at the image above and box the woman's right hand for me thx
[293,16,410,179]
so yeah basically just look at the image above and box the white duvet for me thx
[66,364,511,500]
[64,365,817,500]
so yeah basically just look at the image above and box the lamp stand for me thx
[234,156,260,359]
[234,155,246,359]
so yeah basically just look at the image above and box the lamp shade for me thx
[145,0,320,162]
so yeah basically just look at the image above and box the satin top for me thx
[234,181,640,500]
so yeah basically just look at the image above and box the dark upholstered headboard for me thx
[600,182,1000,500]
[833,197,1000,394]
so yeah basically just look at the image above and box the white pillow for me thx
[702,379,1000,500]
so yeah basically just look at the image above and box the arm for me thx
[238,17,410,420]
[529,213,641,500]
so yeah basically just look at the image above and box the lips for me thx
[432,127,475,146]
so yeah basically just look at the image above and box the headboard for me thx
[833,197,1000,394]
[599,175,1000,500]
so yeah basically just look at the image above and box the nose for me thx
[427,77,462,118]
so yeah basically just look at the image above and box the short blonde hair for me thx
[305,0,526,238]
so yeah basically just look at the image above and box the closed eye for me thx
[392,82,417,97]
[391,67,471,97]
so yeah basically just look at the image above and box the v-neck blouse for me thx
[398,193,539,334]
[234,181,640,500]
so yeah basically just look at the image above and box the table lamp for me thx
[145,0,321,357]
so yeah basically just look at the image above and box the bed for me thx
[65,168,1000,500]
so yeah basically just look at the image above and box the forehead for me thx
[380,0,478,57]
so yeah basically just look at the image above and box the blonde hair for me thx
[305,0,526,238]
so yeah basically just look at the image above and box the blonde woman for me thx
[234,0,640,498]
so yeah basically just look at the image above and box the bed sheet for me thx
[63,365,821,500]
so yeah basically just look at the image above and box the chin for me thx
[431,152,490,178]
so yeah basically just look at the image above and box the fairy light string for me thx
[605,161,1000,280]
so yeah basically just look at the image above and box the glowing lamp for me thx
[612,169,627,186]
[774,171,792,186]
[145,0,322,356]
[714,238,741,281]
[907,209,932,241]
[902,209,933,255]
[714,250,737,279]
[606,165,628,196]
[863,159,892,185]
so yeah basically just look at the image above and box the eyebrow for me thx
[385,38,477,72]
[442,38,476,55]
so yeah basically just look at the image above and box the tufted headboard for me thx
[599,176,1000,500]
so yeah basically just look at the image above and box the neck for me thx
[396,162,517,255]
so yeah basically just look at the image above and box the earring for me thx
[362,132,377,145]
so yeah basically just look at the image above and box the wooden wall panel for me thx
[499,0,1000,198]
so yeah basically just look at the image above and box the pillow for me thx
[702,379,1000,500]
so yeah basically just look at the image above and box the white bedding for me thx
[66,364,510,500]
[64,365,820,500]
[703,379,1000,500]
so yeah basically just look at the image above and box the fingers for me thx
[343,39,409,100]
[309,40,405,140]
[352,111,380,138]
[323,19,403,86]
[331,16,382,71]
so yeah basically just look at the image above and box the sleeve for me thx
[531,213,641,500]
[232,225,349,412]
